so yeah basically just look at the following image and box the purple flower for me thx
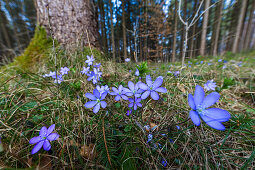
[139,75,167,100]
[135,69,140,76]
[123,81,144,97]
[85,55,95,66]
[43,71,56,78]
[161,159,167,167]
[176,125,180,129]
[110,85,128,101]
[84,89,107,113]
[208,63,212,66]
[125,58,130,62]
[52,74,63,84]
[29,124,59,154]
[128,97,142,110]
[87,68,101,84]
[188,85,231,130]
[204,80,217,91]
[174,71,180,77]
[188,61,192,64]
[81,67,90,75]
[218,59,222,62]
[96,85,109,95]
[60,67,69,75]
[200,61,203,64]
[223,65,227,69]
[126,109,132,116]
[94,63,101,68]
[147,134,153,143]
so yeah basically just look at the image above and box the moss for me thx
[11,26,53,71]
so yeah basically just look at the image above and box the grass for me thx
[0,45,254,169]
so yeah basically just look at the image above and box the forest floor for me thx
[0,48,254,169]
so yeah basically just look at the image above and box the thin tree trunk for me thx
[232,0,248,53]
[180,0,187,59]
[189,0,198,59]
[172,0,178,62]
[199,0,210,56]
[109,0,116,61]
[244,0,255,50]
[99,0,107,51]
[211,0,223,56]
[122,0,127,60]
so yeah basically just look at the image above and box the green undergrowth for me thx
[0,47,254,169]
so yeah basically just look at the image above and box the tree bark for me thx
[36,0,99,48]
[211,0,223,56]
[199,0,210,56]
[244,0,255,50]
[109,0,116,61]
[121,0,127,60]
[180,0,187,59]
[172,0,178,62]
[232,0,248,53]
[98,0,107,51]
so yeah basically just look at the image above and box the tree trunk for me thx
[109,0,116,61]
[172,0,178,62]
[35,0,99,48]
[98,0,107,51]
[189,0,198,59]
[122,0,127,60]
[199,0,210,56]
[244,0,255,50]
[211,0,223,56]
[180,0,187,59]
[232,0,248,53]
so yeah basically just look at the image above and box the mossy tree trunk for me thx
[35,0,99,48]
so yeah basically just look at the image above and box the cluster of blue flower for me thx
[43,67,70,84]
[81,55,102,84]
[31,56,231,159]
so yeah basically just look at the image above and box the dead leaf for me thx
[150,122,158,132]
[177,83,186,93]
[80,144,97,160]
[37,155,52,170]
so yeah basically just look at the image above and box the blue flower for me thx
[96,85,109,95]
[29,124,59,154]
[161,159,167,167]
[218,59,222,62]
[81,67,90,75]
[84,89,107,113]
[128,97,142,110]
[135,69,140,76]
[174,71,180,77]
[110,85,128,101]
[123,81,144,97]
[43,71,56,78]
[52,73,63,84]
[139,75,167,100]
[85,55,95,66]
[200,61,203,64]
[204,80,217,91]
[188,85,231,130]
[60,67,69,75]
[223,60,228,63]
[208,63,212,66]
[126,109,132,116]
[94,63,101,68]
[147,134,153,143]
[222,65,227,69]
[125,58,130,62]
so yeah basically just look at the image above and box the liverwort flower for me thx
[223,65,227,69]
[139,75,167,100]
[43,71,56,78]
[96,85,109,95]
[147,134,153,143]
[218,59,222,62]
[110,85,128,101]
[126,109,132,116]
[174,71,180,77]
[188,85,231,130]
[208,63,212,66]
[84,89,107,113]
[128,97,142,110]
[204,80,217,91]
[60,67,69,75]
[201,61,203,64]
[135,69,140,76]
[81,67,90,75]
[94,63,101,68]
[85,55,95,66]
[29,124,59,154]
[123,81,144,97]
[161,159,167,167]
[87,71,98,84]
[53,74,63,84]
[125,58,130,62]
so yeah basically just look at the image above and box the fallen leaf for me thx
[80,144,97,160]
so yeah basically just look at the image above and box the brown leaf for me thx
[37,155,52,170]
[80,144,97,160]
[177,83,186,93]
[150,122,158,132]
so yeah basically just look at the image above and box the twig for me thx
[102,118,112,167]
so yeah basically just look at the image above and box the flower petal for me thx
[139,83,148,90]
[93,89,100,98]
[146,75,153,86]
[205,108,231,122]
[47,124,55,136]
[47,133,59,141]
[201,115,226,130]
[29,136,41,144]
[43,140,51,151]
[112,87,118,93]
[31,141,44,154]
[121,95,128,100]
[190,110,200,126]
[134,104,137,110]
[93,104,100,113]
[101,92,107,100]
[202,92,220,108]
[155,87,167,93]
[84,101,97,108]
[101,101,107,108]
[141,91,150,99]
[151,91,159,100]
[128,81,135,91]
[194,85,205,106]
[115,95,121,101]
[137,102,142,107]
[85,93,97,100]
[40,127,47,137]
[153,77,163,89]
[128,103,134,108]
[188,94,196,110]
